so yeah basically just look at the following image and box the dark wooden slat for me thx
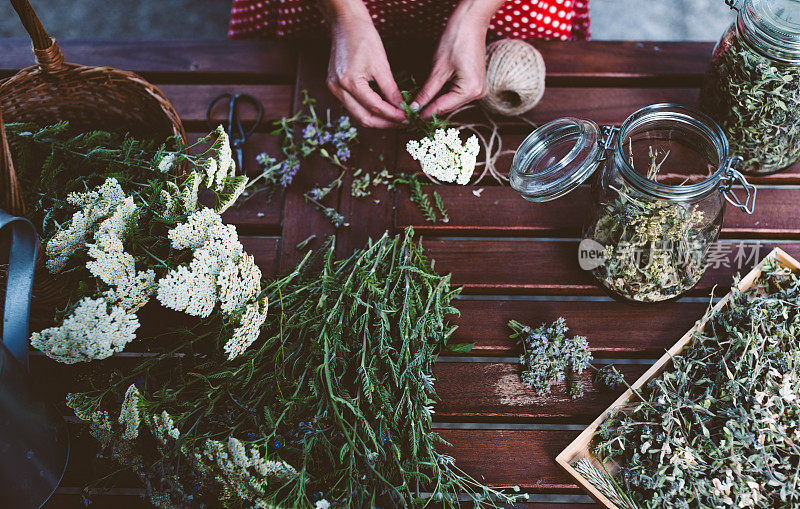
[31,359,643,425]
[278,47,344,271]
[48,492,148,509]
[398,186,800,239]
[499,87,699,127]
[451,299,709,357]
[421,238,800,295]
[335,129,398,259]
[534,41,713,84]
[383,40,713,87]
[438,428,580,491]
[434,363,647,423]
[0,39,297,82]
[163,85,293,125]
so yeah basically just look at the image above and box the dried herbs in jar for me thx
[700,0,800,175]
[587,149,711,302]
[509,104,756,303]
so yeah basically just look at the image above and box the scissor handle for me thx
[205,92,264,139]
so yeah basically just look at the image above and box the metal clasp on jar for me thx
[720,156,757,214]
[597,125,620,162]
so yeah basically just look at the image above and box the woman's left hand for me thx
[412,0,502,118]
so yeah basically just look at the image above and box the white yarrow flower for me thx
[46,178,127,273]
[158,208,268,357]
[406,128,479,185]
[158,152,177,172]
[30,297,140,364]
[224,297,268,360]
[119,384,141,440]
[227,437,250,468]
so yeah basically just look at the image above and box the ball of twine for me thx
[480,39,546,117]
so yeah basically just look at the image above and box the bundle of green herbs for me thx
[586,148,712,302]
[700,31,800,174]
[578,258,800,508]
[67,228,524,508]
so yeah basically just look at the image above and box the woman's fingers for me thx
[420,78,486,118]
[372,65,405,110]
[336,88,399,129]
[350,78,407,123]
[412,66,453,112]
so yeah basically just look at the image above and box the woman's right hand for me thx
[325,8,407,128]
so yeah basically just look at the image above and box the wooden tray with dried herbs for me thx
[557,247,800,509]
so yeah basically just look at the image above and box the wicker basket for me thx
[0,0,186,310]
[0,0,187,217]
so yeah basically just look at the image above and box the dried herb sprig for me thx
[69,228,525,508]
[508,318,592,399]
[573,459,638,509]
[587,259,800,508]
[594,365,626,390]
[700,32,800,174]
[587,148,711,302]
[394,173,449,223]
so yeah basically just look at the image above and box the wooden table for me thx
[4,38,800,508]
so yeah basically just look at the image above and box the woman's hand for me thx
[323,1,406,128]
[413,0,504,118]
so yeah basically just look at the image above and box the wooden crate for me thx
[556,247,800,508]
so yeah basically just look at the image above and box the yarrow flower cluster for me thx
[157,208,267,359]
[45,177,127,273]
[406,128,480,185]
[199,437,299,501]
[33,126,257,364]
[33,183,158,363]
[149,410,181,444]
[119,384,141,440]
[508,318,593,399]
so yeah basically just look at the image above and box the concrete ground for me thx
[0,0,736,41]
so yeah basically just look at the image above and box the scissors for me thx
[205,92,264,174]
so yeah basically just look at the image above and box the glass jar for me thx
[700,0,800,175]
[510,104,757,303]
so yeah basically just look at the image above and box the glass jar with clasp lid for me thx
[700,0,800,174]
[509,103,757,303]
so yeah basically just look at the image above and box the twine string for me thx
[480,39,546,117]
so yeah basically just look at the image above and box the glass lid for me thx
[509,118,603,202]
[742,0,800,61]
[752,0,800,35]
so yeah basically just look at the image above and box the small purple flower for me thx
[316,129,332,145]
[279,158,300,187]
[256,152,276,166]
[337,115,351,130]
[381,434,390,445]
[307,187,326,201]
[336,146,351,162]
[302,124,317,141]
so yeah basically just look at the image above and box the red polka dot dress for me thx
[229,0,590,41]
